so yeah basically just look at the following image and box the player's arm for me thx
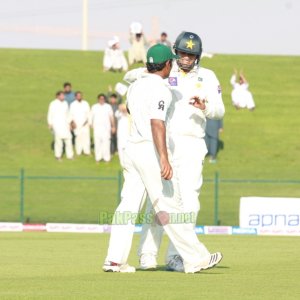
[151,119,172,180]
[109,110,116,134]
[150,90,173,180]
[47,103,53,130]
[197,71,225,120]
[123,67,147,84]
[230,74,237,87]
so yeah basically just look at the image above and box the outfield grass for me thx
[0,232,299,300]
[0,49,299,225]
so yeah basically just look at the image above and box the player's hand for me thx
[160,157,173,180]
[70,121,76,130]
[189,96,207,110]
[111,126,116,134]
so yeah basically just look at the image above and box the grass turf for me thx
[0,232,299,300]
[0,49,300,225]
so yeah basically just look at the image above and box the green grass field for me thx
[0,50,300,299]
[0,49,299,225]
[0,232,299,300]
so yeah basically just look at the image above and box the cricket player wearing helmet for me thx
[103,44,219,273]
[125,31,225,272]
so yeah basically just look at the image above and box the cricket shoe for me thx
[201,252,223,270]
[166,255,184,272]
[103,261,136,273]
[139,254,157,270]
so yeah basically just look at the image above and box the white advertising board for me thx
[240,197,300,236]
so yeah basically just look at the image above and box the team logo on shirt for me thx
[168,77,178,86]
[218,85,222,94]
[158,100,165,111]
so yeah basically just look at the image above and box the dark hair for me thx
[97,93,107,100]
[110,93,117,98]
[146,60,171,73]
[75,91,81,97]
[56,90,64,97]
[161,32,167,37]
[63,82,71,88]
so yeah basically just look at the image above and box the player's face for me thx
[76,93,82,101]
[177,50,197,71]
[64,85,71,92]
[163,60,173,79]
[58,93,65,101]
[98,96,105,104]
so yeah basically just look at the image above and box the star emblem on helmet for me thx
[186,39,195,49]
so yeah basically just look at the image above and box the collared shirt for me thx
[123,65,225,139]
[127,73,172,143]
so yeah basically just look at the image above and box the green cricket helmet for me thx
[173,31,202,71]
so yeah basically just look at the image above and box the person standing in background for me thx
[90,94,115,163]
[128,22,147,65]
[69,91,91,156]
[47,91,73,161]
[205,118,223,163]
[157,32,172,48]
[115,104,130,167]
[63,82,76,146]
[63,82,75,106]
[108,93,119,155]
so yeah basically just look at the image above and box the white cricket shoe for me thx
[139,254,157,270]
[201,252,223,270]
[166,255,184,272]
[103,261,136,273]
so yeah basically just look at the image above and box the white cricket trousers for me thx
[75,126,91,155]
[94,134,111,162]
[54,135,73,159]
[105,140,208,273]
[138,136,210,262]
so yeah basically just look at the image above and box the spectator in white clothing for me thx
[90,94,116,163]
[230,70,255,111]
[103,36,128,72]
[115,104,130,167]
[69,91,91,156]
[47,91,73,161]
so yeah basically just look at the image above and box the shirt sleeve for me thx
[203,71,225,120]
[149,87,172,121]
[123,67,146,84]
[47,102,53,126]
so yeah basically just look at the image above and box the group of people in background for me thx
[47,82,129,165]
[103,22,174,72]
[49,21,256,165]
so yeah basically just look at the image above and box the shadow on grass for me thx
[137,265,229,274]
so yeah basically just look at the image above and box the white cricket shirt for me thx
[167,65,225,138]
[126,73,172,143]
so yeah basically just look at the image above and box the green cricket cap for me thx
[147,44,179,64]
